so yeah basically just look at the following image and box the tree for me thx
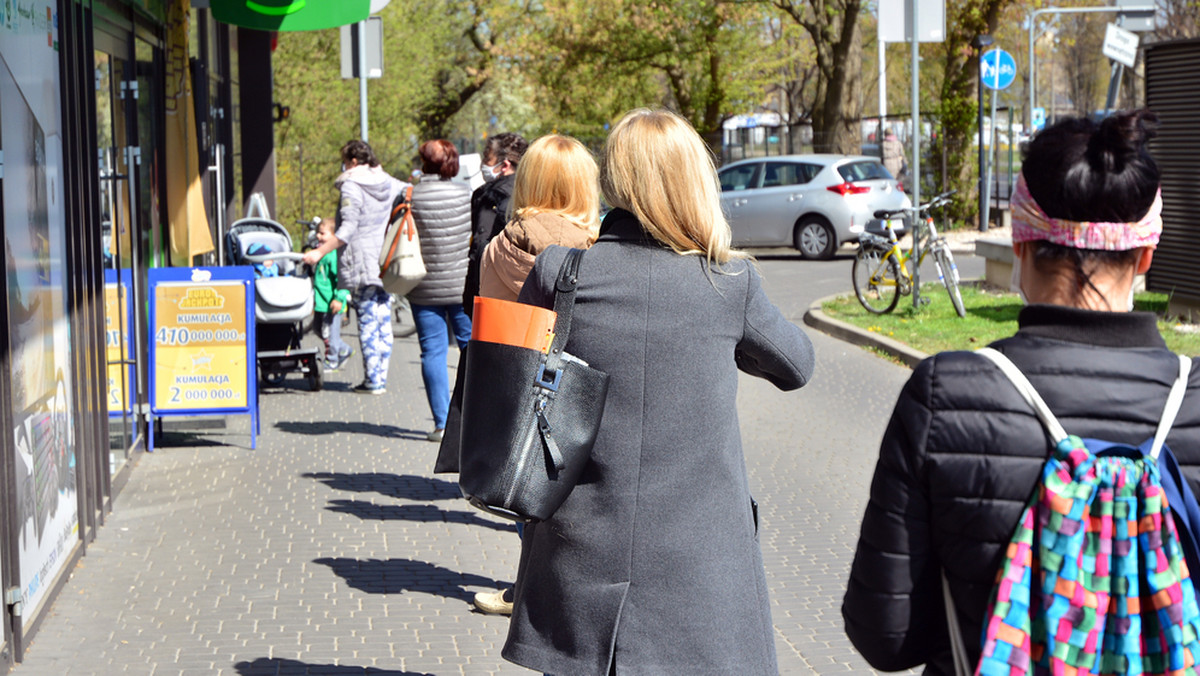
[763,16,819,154]
[1152,0,1200,40]
[930,0,1018,224]
[771,0,866,153]
[272,0,518,230]
[521,0,781,155]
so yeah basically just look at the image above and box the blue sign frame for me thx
[104,268,136,418]
[147,266,258,450]
[981,48,1017,91]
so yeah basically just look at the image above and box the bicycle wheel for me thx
[853,247,902,314]
[934,247,966,318]
[390,294,418,338]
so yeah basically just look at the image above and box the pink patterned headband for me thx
[1010,173,1162,250]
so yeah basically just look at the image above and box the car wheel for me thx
[794,217,836,260]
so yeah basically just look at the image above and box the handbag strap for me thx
[543,248,585,375]
[532,248,585,472]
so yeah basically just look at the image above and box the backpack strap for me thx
[977,347,1070,444]
[1149,354,1192,461]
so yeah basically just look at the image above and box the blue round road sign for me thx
[981,48,1016,90]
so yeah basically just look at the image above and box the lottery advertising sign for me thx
[148,266,257,449]
[104,268,135,416]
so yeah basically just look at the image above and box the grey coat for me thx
[334,165,406,292]
[504,209,816,676]
[407,178,472,306]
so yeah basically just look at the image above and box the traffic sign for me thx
[1103,23,1140,68]
[981,48,1016,90]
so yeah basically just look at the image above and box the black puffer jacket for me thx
[463,174,516,316]
[842,305,1200,675]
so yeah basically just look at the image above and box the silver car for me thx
[718,154,912,259]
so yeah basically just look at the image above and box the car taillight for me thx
[827,182,870,196]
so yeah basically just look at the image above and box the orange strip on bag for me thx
[472,297,558,353]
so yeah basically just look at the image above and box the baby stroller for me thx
[226,218,323,391]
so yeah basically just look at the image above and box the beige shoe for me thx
[473,588,514,615]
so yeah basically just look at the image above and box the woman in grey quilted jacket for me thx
[408,140,472,441]
[302,140,405,394]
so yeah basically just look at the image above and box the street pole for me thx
[358,20,369,142]
[982,84,998,233]
[973,35,993,232]
[910,0,921,308]
[879,22,887,130]
[977,59,986,232]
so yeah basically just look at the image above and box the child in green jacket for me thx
[313,219,353,369]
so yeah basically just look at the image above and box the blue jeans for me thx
[411,302,471,429]
[318,310,350,363]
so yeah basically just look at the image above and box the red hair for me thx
[419,139,460,179]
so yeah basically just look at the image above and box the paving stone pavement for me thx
[17,258,922,675]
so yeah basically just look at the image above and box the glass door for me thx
[95,48,138,470]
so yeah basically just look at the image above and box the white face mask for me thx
[481,161,500,182]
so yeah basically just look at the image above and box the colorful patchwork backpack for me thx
[945,348,1200,676]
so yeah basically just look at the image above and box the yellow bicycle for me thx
[852,190,965,317]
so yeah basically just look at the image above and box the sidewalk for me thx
[18,276,909,675]
[21,329,527,675]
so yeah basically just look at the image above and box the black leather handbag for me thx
[457,248,609,522]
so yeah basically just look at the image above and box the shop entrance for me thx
[95,15,164,471]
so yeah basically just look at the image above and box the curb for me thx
[802,293,930,368]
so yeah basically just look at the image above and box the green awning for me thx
[211,0,371,31]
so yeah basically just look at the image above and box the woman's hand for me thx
[330,299,343,314]
[301,248,324,267]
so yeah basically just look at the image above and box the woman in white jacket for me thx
[302,140,405,394]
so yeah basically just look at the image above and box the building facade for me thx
[0,0,275,664]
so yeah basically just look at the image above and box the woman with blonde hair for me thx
[501,109,815,675]
[478,134,600,302]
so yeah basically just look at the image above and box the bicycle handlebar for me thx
[873,189,957,221]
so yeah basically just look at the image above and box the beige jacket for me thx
[478,211,597,303]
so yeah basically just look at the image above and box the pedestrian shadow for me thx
[325,499,517,533]
[313,557,503,602]
[303,472,461,501]
[274,420,421,439]
[233,657,432,675]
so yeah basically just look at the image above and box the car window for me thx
[719,164,760,192]
[761,162,820,188]
[837,160,891,182]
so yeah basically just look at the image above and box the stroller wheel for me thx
[307,357,324,392]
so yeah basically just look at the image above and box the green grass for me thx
[821,284,1200,357]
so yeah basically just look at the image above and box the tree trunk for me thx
[800,0,863,154]
[932,0,1010,225]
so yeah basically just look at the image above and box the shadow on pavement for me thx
[313,557,503,601]
[233,657,433,675]
[275,420,422,439]
[325,499,518,532]
[303,472,460,501]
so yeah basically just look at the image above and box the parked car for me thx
[718,154,912,259]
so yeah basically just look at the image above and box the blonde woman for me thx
[502,110,815,675]
[478,134,600,302]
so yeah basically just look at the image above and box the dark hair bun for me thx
[1022,109,1159,223]
[1087,110,1158,175]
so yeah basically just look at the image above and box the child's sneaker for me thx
[336,347,355,368]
